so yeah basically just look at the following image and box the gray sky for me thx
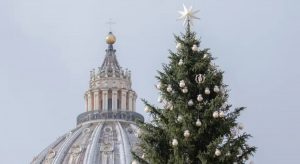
[0,0,299,163]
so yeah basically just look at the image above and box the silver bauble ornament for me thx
[179,80,185,88]
[215,149,221,156]
[188,100,194,106]
[172,139,178,146]
[221,103,227,109]
[219,111,225,118]
[238,123,244,130]
[167,85,173,92]
[213,111,219,118]
[182,87,188,93]
[176,43,182,50]
[203,54,208,58]
[156,82,162,90]
[184,130,190,138]
[238,148,243,155]
[214,86,220,93]
[178,59,184,66]
[196,119,202,127]
[205,88,210,95]
[157,96,163,103]
[177,115,183,122]
[144,106,151,113]
[197,94,203,102]
[192,44,198,52]
[220,86,225,94]
[132,160,139,164]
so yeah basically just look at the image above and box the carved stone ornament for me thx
[46,149,56,159]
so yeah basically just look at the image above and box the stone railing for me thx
[76,111,144,125]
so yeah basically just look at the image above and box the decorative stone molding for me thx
[77,111,144,125]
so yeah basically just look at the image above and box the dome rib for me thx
[53,127,84,163]
[83,122,103,164]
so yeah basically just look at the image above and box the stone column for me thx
[94,90,100,111]
[121,89,127,111]
[112,90,118,111]
[102,90,108,111]
[132,93,137,112]
[84,94,88,112]
[87,92,93,111]
[128,91,133,111]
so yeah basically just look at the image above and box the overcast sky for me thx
[0,0,299,163]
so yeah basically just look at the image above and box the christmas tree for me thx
[133,5,256,164]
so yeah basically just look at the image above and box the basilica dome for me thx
[31,32,144,164]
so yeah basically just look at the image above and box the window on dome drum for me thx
[108,90,112,111]
[117,90,121,110]
[108,98,112,111]
[117,99,121,111]
[126,93,129,111]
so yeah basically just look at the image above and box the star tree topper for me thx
[178,4,200,26]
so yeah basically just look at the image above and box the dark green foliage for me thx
[133,25,256,164]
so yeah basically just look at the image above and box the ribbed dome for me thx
[32,32,143,164]
[31,115,143,164]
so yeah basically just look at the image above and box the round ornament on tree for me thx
[215,149,221,156]
[238,148,243,156]
[144,106,151,113]
[219,111,225,118]
[196,119,202,127]
[182,87,188,93]
[165,102,174,111]
[172,139,178,147]
[213,111,219,118]
[132,160,139,164]
[177,115,183,122]
[156,82,162,90]
[176,43,182,50]
[178,59,184,66]
[167,85,173,92]
[214,86,220,93]
[188,100,194,106]
[197,94,203,102]
[192,44,198,51]
[203,53,208,58]
[157,96,163,103]
[179,80,186,88]
[184,130,190,138]
[238,123,244,130]
[205,87,210,95]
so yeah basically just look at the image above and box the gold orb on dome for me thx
[106,32,116,44]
